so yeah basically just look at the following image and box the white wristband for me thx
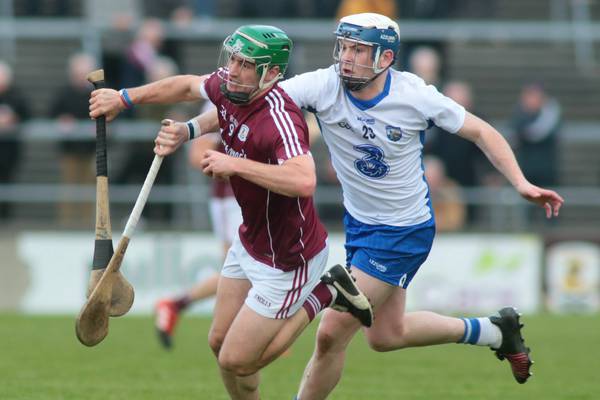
[185,118,201,141]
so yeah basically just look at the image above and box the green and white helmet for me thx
[218,25,293,104]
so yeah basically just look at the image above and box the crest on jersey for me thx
[386,125,404,142]
[238,124,249,141]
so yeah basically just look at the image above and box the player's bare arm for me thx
[458,111,564,217]
[188,132,221,169]
[201,151,316,198]
[89,74,208,122]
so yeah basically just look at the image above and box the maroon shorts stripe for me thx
[276,266,300,319]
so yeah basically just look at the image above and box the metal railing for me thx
[1,120,599,232]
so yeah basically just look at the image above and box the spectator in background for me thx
[510,82,561,187]
[117,56,185,222]
[335,0,398,20]
[50,53,97,226]
[398,1,450,73]
[120,18,165,89]
[423,155,466,232]
[426,81,486,188]
[408,46,442,86]
[0,61,30,220]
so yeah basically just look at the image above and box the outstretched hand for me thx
[154,119,189,156]
[516,182,564,218]
[89,89,124,122]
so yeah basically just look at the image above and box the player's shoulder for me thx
[203,69,224,101]
[261,86,307,126]
[281,65,338,92]
[390,69,442,108]
[268,86,303,113]
[391,69,429,92]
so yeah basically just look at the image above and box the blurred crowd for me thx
[12,0,495,19]
[0,0,563,229]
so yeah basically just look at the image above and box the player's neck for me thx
[348,71,388,100]
[248,81,276,104]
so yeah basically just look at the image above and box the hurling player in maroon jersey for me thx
[90,25,373,399]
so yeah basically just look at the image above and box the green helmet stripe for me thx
[236,30,268,49]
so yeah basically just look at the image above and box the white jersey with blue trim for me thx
[279,65,466,227]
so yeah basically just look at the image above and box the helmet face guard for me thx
[333,21,399,91]
[217,26,292,104]
[217,43,271,105]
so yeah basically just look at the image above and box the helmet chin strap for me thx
[220,67,281,105]
[340,66,388,92]
[219,83,252,105]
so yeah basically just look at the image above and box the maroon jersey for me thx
[203,71,327,271]
[212,143,235,198]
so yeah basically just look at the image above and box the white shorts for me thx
[221,235,329,319]
[209,196,243,244]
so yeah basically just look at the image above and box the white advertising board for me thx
[546,241,600,314]
[12,232,542,314]
[407,235,542,314]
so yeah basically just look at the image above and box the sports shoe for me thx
[489,307,533,384]
[155,299,180,349]
[321,264,373,327]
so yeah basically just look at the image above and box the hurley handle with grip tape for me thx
[76,123,165,346]
[86,69,114,270]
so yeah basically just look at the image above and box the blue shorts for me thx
[344,212,435,288]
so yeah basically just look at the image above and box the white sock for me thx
[477,318,503,349]
[459,317,502,349]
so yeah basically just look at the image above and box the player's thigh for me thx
[316,267,395,352]
[362,285,407,345]
[350,265,396,311]
[209,276,251,354]
[218,304,286,367]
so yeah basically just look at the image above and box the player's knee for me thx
[218,352,259,376]
[315,324,344,354]
[366,326,407,352]
[208,331,225,357]
[366,336,396,352]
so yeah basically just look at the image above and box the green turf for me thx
[0,313,598,399]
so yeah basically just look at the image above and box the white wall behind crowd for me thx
[1,232,553,315]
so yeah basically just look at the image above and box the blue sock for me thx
[458,318,481,345]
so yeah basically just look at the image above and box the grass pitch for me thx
[0,313,598,399]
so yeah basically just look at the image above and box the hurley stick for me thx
[86,69,134,317]
[76,134,165,346]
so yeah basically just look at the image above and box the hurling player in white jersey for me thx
[124,14,564,398]
[276,13,564,399]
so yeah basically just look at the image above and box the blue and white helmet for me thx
[333,13,400,90]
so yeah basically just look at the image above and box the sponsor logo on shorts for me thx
[254,293,272,308]
[369,258,387,272]
[399,273,407,287]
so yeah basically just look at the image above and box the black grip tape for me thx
[92,80,109,177]
[92,239,114,270]
[95,116,108,177]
